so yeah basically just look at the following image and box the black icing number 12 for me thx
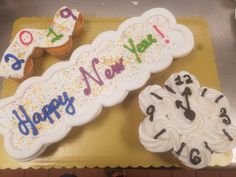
[175,74,193,86]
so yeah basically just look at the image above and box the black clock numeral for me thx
[215,95,224,103]
[201,88,208,97]
[164,85,176,94]
[222,129,233,141]
[150,92,163,100]
[175,142,186,155]
[174,74,194,86]
[175,75,184,85]
[219,108,231,125]
[154,129,166,139]
[183,74,193,84]
[204,142,214,154]
[146,105,155,122]
[190,148,201,165]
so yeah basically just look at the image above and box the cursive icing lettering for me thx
[12,91,75,136]
[80,58,126,96]
[79,58,104,96]
[105,58,125,79]
[12,105,39,136]
[123,34,157,63]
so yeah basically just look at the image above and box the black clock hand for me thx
[175,100,187,110]
[182,87,192,109]
[176,100,195,121]
[175,87,196,121]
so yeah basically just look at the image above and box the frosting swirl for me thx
[139,116,179,152]
[164,71,200,99]
[172,135,212,169]
[139,85,175,120]
[168,99,207,134]
[205,118,236,152]
[138,71,236,169]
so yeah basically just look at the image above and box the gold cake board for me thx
[0,16,232,169]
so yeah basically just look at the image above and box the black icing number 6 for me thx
[176,143,202,166]
[190,148,201,165]
[175,74,193,86]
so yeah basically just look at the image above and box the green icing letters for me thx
[123,34,157,63]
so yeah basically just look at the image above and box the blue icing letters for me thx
[4,53,25,71]
[12,105,39,136]
[12,91,75,136]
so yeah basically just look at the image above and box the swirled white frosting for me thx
[168,101,207,135]
[165,71,200,99]
[172,135,212,169]
[139,116,180,152]
[206,118,236,152]
[139,85,175,118]
[138,71,236,169]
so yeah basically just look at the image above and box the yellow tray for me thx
[0,16,232,169]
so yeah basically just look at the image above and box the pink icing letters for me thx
[105,58,125,79]
[79,58,104,96]
[80,58,126,96]
[152,25,170,44]
[19,30,33,46]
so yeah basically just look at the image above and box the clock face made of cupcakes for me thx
[138,71,236,169]
[0,7,194,161]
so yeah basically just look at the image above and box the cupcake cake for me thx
[0,8,194,161]
[0,6,84,81]
[138,71,236,169]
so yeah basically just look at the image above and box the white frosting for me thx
[172,135,212,169]
[206,118,236,153]
[138,85,175,117]
[0,8,194,161]
[138,71,236,169]
[0,6,80,79]
[168,101,207,135]
[164,70,200,99]
[139,116,180,152]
